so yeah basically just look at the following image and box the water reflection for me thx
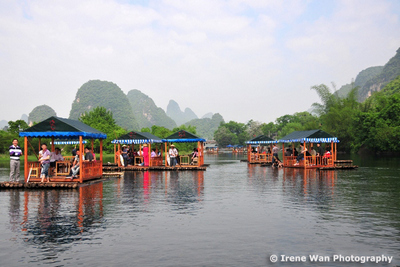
[247,164,338,207]
[0,155,399,266]
[119,171,205,214]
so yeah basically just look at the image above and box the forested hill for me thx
[127,89,176,130]
[69,80,138,130]
[359,47,400,101]
[337,47,400,101]
[337,66,383,98]
[28,105,57,125]
[184,113,224,140]
[166,100,198,126]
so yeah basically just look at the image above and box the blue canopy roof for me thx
[246,134,277,144]
[163,130,206,143]
[111,131,163,144]
[19,116,107,139]
[51,140,88,145]
[278,130,339,143]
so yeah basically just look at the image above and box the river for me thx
[0,154,399,266]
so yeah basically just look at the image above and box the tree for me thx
[214,121,248,146]
[79,107,126,153]
[214,126,238,147]
[7,120,29,135]
[260,122,277,138]
[311,84,360,151]
[246,120,263,139]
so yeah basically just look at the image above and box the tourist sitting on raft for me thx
[68,149,80,179]
[50,147,64,172]
[50,147,63,166]
[151,149,157,157]
[84,147,94,162]
[190,148,198,164]
[294,144,311,165]
[323,147,331,164]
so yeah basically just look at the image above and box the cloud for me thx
[0,0,399,125]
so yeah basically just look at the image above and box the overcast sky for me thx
[1,0,399,125]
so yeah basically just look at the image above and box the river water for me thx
[0,154,399,267]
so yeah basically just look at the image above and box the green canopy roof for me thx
[278,129,339,143]
[246,135,277,144]
[111,131,162,144]
[163,130,206,143]
[19,116,107,139]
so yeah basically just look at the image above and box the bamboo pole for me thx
[79,136,83,183]
[165,142,168,167]
[51,137,55,152]
[303,141,306,169]
[149,143,152,167]
[282,143,285,166]
[201,142,204,165]
[24,137,28,182]
[100,139,103,163]
[118,143,121,167]
[114,143,116,163]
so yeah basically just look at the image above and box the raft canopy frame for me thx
[162,130,206,167]
[245,135,276,163]
[277,129,339,168]
[162,130,206,143]
[111,131,163,144]
[111,131,163,167]
[278,129,339,143]
[19,116,107,183]
[19,116,107,139]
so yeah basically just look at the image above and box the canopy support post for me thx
[304,141,306,169]
[117,143,121,167]
[79,136,83,183]
[165,142,168,167]
[51,137,55,152]
[149,143,152,167]
[100,139,103,163]
[24,136,28,183]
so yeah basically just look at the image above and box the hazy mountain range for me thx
[8,79,222,139]
[4,47,399,136]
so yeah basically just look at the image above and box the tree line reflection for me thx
[3,171,204,264]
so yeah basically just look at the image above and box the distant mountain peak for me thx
[127,89,176,130]
[201,112,213,119]
[166,99,198,126]
[69,80,138,130]
[28,105,57,126]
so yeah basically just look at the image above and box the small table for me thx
[55,161,71,176]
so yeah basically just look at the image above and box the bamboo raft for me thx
[0,181,79,189]
[103,165,207,171]
[318,165,358,170]
[243,158,358,170]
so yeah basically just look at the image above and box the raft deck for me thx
[103,165,208,171]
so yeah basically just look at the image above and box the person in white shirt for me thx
[50,148,64,168]
[168,144,178,167]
